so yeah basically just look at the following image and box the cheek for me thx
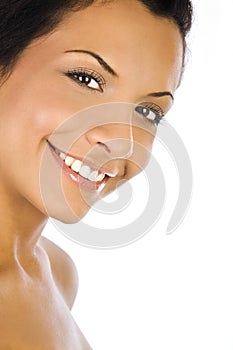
[133,123,156,153]
[126,125,155,179]
[0,67,83,146]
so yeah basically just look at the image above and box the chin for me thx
[40,196,90,224]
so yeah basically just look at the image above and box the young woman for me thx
[0,0,192,348]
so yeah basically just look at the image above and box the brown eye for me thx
[135,105,163,125]
[66,68,105,92]
[75,73,100,90]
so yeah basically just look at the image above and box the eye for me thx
[65,68,105,92]
[135,103,164,126]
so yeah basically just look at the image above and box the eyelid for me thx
[65,67,106,92]
[140,102,165,117]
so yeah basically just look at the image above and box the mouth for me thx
[47,140,116,192]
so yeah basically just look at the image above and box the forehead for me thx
[30,0,183,91]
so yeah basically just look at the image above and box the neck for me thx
[0,180,48,270]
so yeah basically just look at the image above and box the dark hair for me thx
[0,0,193,80]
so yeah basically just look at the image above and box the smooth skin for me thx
[0,0,183,349]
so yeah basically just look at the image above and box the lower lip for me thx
[48,145,108,193]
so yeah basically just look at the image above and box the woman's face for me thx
[0,0,183,223]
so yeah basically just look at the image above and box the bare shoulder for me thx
[39,236,79,309]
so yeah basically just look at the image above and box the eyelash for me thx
[66,67,106,92]
[65,68,165,125]
[135,103,165,126]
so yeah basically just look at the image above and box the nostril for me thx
[97,141,111,153]
[85,132,111,153]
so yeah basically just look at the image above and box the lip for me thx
[47,140,110,192]
[47,140,117,177]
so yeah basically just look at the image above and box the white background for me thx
[43,1,233,349]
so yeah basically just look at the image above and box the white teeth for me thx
[61,152,107,183]
[96,173,105,182]
[59,152,66,161]
[88,170,99,182]
[79,165,91,179]
[65,156,74,166]
[71,159,82,173]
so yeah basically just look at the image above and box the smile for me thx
[47,140,116,192]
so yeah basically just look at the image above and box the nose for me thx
[85,123,133,159]
[85,103,134,159]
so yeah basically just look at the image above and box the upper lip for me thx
[47,140,118,177]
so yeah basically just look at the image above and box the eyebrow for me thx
[64,49,119,77]
[148,91,174,101]
[64,49,174,101]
